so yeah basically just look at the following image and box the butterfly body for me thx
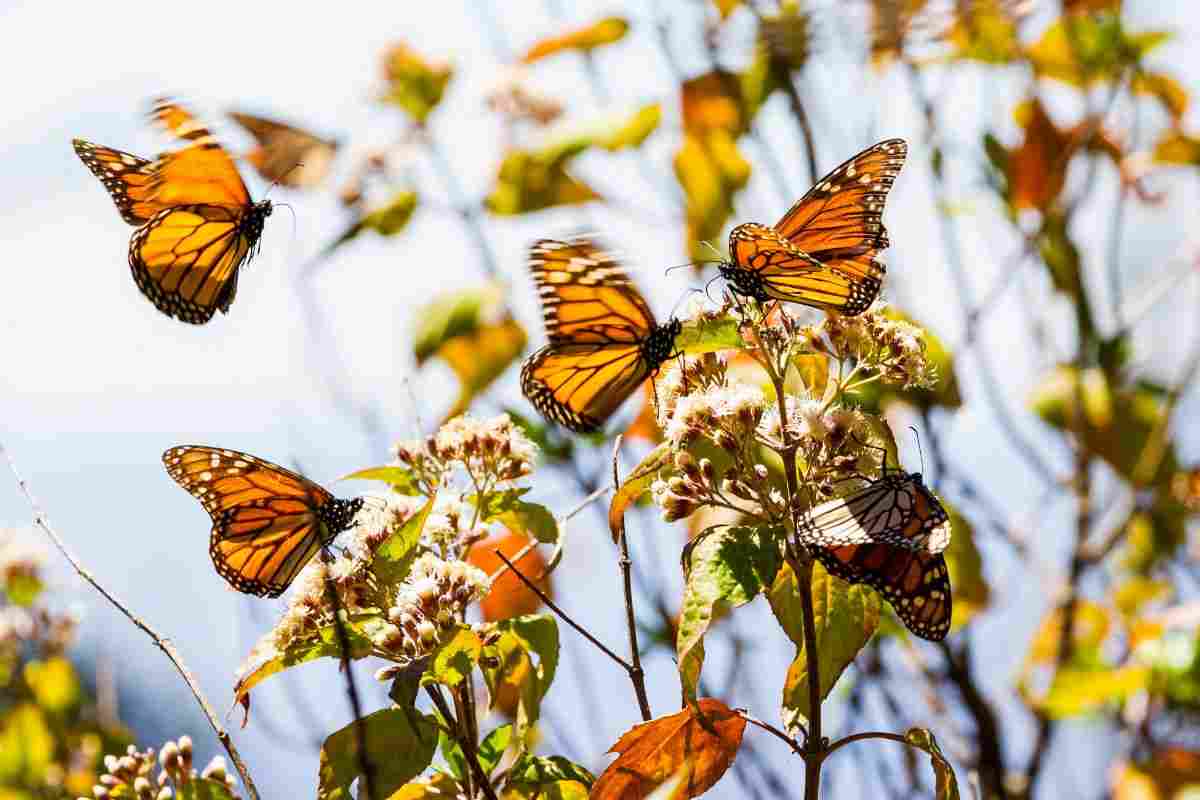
[798,469,952,640]
[521,238,680,433]
[75,99,270,324]
[163,446,363,597]
[721,139,906,316]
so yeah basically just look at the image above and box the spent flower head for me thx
[814,308,935,389]
[84,737,238,800]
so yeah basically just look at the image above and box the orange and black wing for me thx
[73,140,164,225]
[129,203,265,324]
[725,139,906,315]
[520,238,678,433]
[814,544,951,641]
[147,98,252,208]
[228,111,338,188]
[163,446,360,597]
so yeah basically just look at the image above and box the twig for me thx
[611,435,653,721]
[425,685,499,800]
[738,710,804,757]
[493,551,633,673]
[2,443,261,800]
[823,730,912,759]
[321,563,377,800]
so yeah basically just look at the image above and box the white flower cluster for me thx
[371,553,490,661]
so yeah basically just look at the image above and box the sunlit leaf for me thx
[904,728,960,800]
[1026,600,1112,670]
[609,443,671,542]
[318,707,438,799]
[486,141,601,214]
[507,754,594,788]
[467,530,550,622]
[1132,71,1189,121]
[1120,498,1188,575]
[1040,665,1151,718]
[426,627,484,687]
[383,772,458,799]
[592,698,746,799]
[374,495,437,588]
[473,489,558,546]
[676,313,744,354]
[1028,13,1171,88]
[440,317,527,420]
[413,282,508,365]
[597,104,662,151]
[22,657,80,714]
[770,561,880,731]
[339,465,422,496]
[677,526,782,699]
[681,71,745,134]
[323,191,419,257]
[946,0,1021,63]
[1153,131,1200,167]
[380,43,453,122]
[0,704,54,785]
[522,17,629,63]
[674,131,751,264]
[1111,749,1200,800]
[481,614,559,744]
[711,0,741,20]
[1113,577,1172,619]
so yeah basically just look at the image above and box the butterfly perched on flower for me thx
[163,446,363,597]
[798,469,952,640]
[521,238,682,433]
[720,139,907,316]
[74,98,272,324]
[228,111,338,189]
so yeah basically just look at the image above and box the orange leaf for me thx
[681,72,744,135]
[522,17,629,63]
[623,382,662,443]
[467,530,550,622]
[592,699,746,799]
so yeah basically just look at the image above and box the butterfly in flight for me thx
[163,446,363,597]
[228,111,338,189]
[797,469,952,640]
[74,98,272,324]
[720,139,907,316]
[520,238,681,434]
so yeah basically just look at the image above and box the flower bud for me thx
[416,620,439,645]
[157,787,174,800]
[753,464,769,481]
[92,786,109,799]
[699,459,715,482]
[134,776,153,798]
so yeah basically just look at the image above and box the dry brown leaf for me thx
[591,698,746,799]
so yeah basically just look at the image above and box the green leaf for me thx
[426,627,484,687]
[380,43,453,122]
[482,614,559,745]
[177,777,240,800]
[771,561,880,732]
[677,525,782,700]
[522,17,629,63]
[472,489,559,545]
[477,724,514,777]
[413,283,508,365]
[485,142,599,215]
[322,191,419,257]
[3,571,42,607]
[318,707,438,799]
[339,465,422,495]
[234,613,385,715]
[904,728,960,800]
[436,726,466,781]
[508,753,595,787]
[941,501,988,630]
[374,495,436,588]
[675,313,744,354]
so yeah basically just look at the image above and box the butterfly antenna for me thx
[264,161,305,199]
[664,258,721,276]
[909,425,926,476]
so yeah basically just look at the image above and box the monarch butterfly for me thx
[520,238,681,433]
[163,446,363,597]
[720,139,907,316]
[798,470,952,640]
[228,111,338,188]
[74,98,272,324]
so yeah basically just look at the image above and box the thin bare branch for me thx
[611,434,653,721]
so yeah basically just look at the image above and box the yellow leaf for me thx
[522,17,629,63]
[598,104,662,151]
[23,657,80,714]
[946,0,1022,63]
[1132,71,1189,121]
[380,43,453,123]
[674,131,751,264]
[486,143,600,215]
[438,317,527,421]
[1026,600,1112,666]
[1153,131,1200,166]
[592,699,745,799]
[1039,665,1150,718]
[941,502,989,630]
